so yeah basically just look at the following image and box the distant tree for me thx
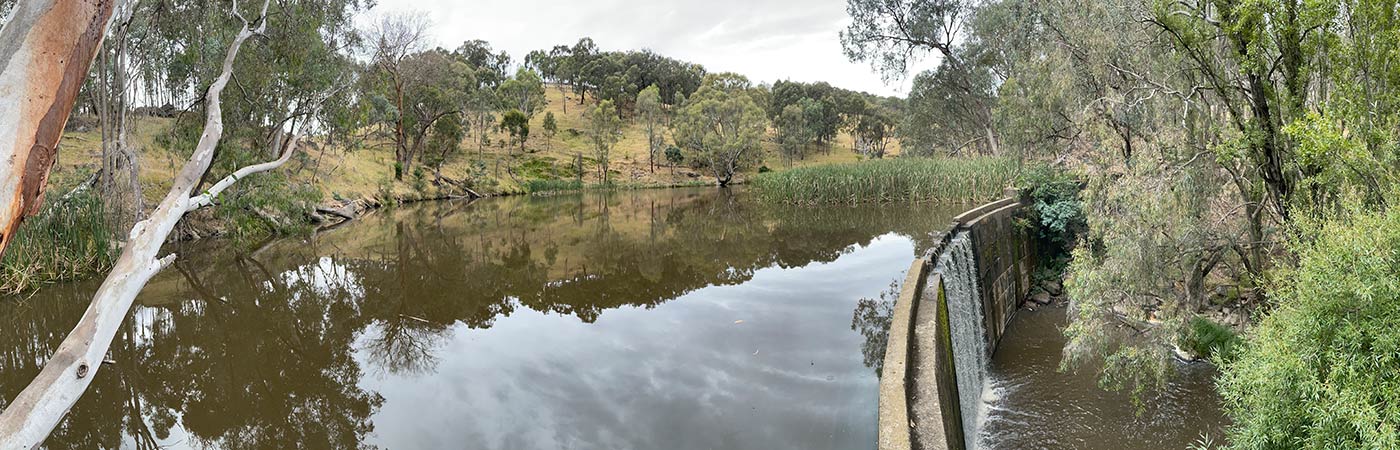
[637,85,665,173]
[854,111,893,159]
[499,110,530,154]
[368,12,431,179]
[541,111,559,150]
[568,37,599,104]
[423,114,466,182]
[588,100,623,183]
[775,104,811,164]
[498,68,546,118]
[463,87,498,155]
[672,73,767,187]
[664,145,684,176]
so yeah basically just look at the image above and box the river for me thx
[0,188,961,449]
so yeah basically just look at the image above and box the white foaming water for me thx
[934,231,988,450]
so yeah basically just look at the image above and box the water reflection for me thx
[0,188,962,449]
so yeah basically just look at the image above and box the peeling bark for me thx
[0,2,311,446]
[0,0,116,257]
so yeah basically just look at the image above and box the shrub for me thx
[1179,316,1239,361]
[1218,209,1400,449]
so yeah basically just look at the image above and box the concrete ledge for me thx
[878,257,928,450]
[879,194,1036,450]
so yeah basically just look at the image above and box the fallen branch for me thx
[0,1,310,447]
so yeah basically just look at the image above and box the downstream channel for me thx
[1,188,961,449]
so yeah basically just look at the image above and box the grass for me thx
[1,190,116,296]
[750,156,1021,205]
[1180,316,1239,361]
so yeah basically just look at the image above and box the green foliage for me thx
[542,111,558,137]
[1219,209,1400,449]
[638,84,665,170]
[1017,165,1085,252]
[499,109,531,152]
[588,100,623,183]
[775,103,815,162]
[1181,317,1240,362]
[212,172,322,244]
[672,73,768,186]
[751,156,1018,204]
[1,191,115,295]
[497,67,547,117]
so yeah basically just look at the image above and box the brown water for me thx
[979,306,1229,449]
[0,188,963,450]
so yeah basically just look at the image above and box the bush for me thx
[1179,316,1239,361]
[1218,209,1400,449]
[1017,165,1084,253]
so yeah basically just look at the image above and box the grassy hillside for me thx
[49,85,890,205]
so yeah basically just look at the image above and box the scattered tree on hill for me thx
[672,73,767,187]
[368,13,432,179]
[637,85,665,172]
[499,110,530,154]
[498,67,546,118]
[588,100,623,184]
[541,111,559,151]
[424,114,465,182]
[395,49,470,178]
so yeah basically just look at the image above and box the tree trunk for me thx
[0,0,116,258]
[0,4,310,445]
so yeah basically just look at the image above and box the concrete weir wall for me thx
[877,192,1036,450]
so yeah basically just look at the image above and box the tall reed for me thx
[1,191,117,295]
[751,157,1020,205]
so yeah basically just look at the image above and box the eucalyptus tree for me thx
[397,49,470,177]
[0,0,114,258]
[588,100,623,183]
[499,110,530,154]
[637,85,664,172]
[0,2,329,443]
[541,111,558,151]
[672,73,767,187]
[497,67,546,118]
[775,104,812,164]
[853,111,893,159]
[367,13,431,179]
[841,0,1000,155]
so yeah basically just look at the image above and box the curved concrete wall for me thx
[878,193,1037,450]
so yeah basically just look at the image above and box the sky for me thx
[365,0,939,98]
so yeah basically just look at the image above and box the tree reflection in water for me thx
[0,188,963,448]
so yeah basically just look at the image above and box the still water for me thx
[0,188,961,449]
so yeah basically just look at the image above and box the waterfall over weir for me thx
[876,195,1032,450]
[934,231,987,450]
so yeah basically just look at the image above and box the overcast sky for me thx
[365,0,938,97]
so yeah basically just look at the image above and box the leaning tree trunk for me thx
[0,0,117,258]
[0,2,311,446]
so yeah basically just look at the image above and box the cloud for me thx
[366,0,937,97]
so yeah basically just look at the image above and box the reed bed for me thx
[1,191,116,295]
[751,156,1020,205]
